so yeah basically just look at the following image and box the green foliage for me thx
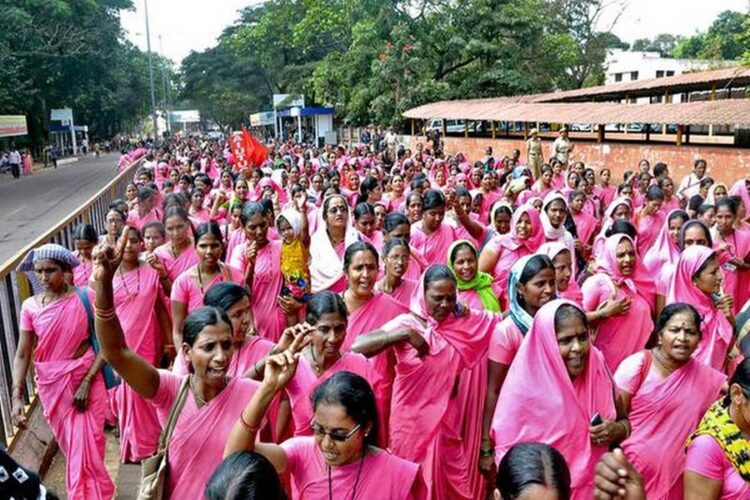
[0,0,175,145]
[631,34,682,57]
[672,10,748,60]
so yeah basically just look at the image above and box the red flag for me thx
[229,132,251,174]
[242,125,268,167]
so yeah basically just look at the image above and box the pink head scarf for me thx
[667,245,717,317]
[730,179,750,213]
[596,234,656,307]
[642,209,687,275]
[497,204,545,253]
[492,299,616,494]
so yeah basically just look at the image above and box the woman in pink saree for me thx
[614,303,725,499]
[479,204,544,308]
[540,242,583,303]
[72,223,98,287]
[635,185,666,255]
[12,244,114,499]
[383,212,427,281]
[226,369,424,499]
[642,209,689,276]
[112,228,172,462]
[492,300,627,500]
[310,194,361,293]
[582,234,655,372]
[352,265,498,499]
[153,206,199,282]
[376,238,419,306]
[594,168,617,209]
[592,196,633,260]
[713,198,750,313]
[668,245,736,371]
[410,189,484,265]
[90,237,269,498]
[228,202,290,342]
[569,190,598,249]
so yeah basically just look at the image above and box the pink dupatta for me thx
[409,221,457,265]
[667,246,734,370]
[642,210,684,276]
[492,300,617,500]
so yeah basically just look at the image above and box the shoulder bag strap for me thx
[156,377,191,453]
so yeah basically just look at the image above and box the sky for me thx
[121,0,749,65]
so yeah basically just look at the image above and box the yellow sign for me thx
[0,115,27,138]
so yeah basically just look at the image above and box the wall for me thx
[420,135,749,186]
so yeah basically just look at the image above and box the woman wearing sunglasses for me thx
[225,369,424,499]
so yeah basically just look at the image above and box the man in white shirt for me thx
[677,158,707,201]
[8,149,21,179]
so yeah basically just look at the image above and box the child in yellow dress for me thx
[276,200,311,303]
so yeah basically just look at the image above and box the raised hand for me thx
[91,226,129,284]
[276,322,314,353]
[594,449,645,500]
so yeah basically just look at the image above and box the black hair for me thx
[716,197,738,216]
[688,194,706,212]
[554,303,589,333]
[357,176,380,205]
[694,158,707,168]
[194,221,224,246]
[667,210,689,226]
[311,371,379,447]
[679,220,713,250]
[422,189,446,211]
[696,204,715,217]
[305,291,348,325]
[519,255,554,286]
[162,180,174,189]
[73,223,98,243]
[183,306,231,347]
[258,198,274,215]
[616,182,632,195]
[138,186,155,202]
[423,264,456,291]
[496,442,571,500]
[410,176,425,191]
[241,202,265,225]
[729,357,750,397]
[648,303,703,349]
[605,220,637,240]
[353,202,375,222]
[653,162,668,178]
[343,241,379,272]
[179,173,193,185]
[699,177,714,189]
[540,164,553,175]
[455,186,471,200]
[382,237,409,258]
[645,185,665,201]
[405,191,422,207]
[204,282,250,312]
[164,192,189,210]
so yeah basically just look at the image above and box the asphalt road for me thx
[0,153,121,264]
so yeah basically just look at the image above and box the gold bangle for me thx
[239,411,260,434]
[94,307,117,321]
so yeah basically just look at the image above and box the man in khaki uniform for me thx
[551,127,574,167]
[526,128,543,179]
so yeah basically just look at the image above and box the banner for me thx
[0,115,28,138]
[228,132,251,174]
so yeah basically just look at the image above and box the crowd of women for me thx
[9,134,750,500]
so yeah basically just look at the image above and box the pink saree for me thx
[668,246,734,371]
[280,437,423,499]
[152,372,261,498]
[383,274,497,499]
[111,265,162,462]
[642,210,682,276]
[20,293,114,499]
[615,351,725,499]
[154,243,199,282]
[636,210,666,255]
[492,300,617,500]
[229,240,287,342]
[382,277,419,307]
[582,235,655,372]
[410,222,457,265]
[171,264,243,313]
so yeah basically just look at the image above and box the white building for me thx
[604,50,728,102]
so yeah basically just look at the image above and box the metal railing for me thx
[0,155,145,447]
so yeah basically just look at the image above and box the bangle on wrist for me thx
[239,411,260,434]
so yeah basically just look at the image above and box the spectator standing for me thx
[8,148,21,179]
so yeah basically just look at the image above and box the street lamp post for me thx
[159,35,171,135]
[144,0,158,140]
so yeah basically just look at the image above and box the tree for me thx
[673,10,748,60]
[632,34,682,57]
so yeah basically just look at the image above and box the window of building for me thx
[615,73,623,82]
[656,70,665,78]
[630,71,639,80]
[666,70,675,77]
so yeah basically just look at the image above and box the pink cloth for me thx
[280,437,422,499]
[540,241,583,304]
[713,228,750,314]
[229,240,287,342]
[491,300,617,500]
[594,184,617,209]
[410,222,458,265]
[111,266,162,462]
[225,227,246,261]
[382,277,419,307]
[383,273,497,499]
[20,293,114,499]
[126,208,161,232]
[72,258,93,287]
[286,353,381,436]
[153,243,199,282]
[636,210,666,255]
[642,210,683,276]
[171,264,243,313]
[571,209,598,246]
[486,205,544,304]
[582,235,655,372]
[404,248,428,281]
[488,316,524,366]
[152,371,261,498]
[668,246,734,370]
[592,196,634,260]
[615,351,725,499]
[686,434,750,500]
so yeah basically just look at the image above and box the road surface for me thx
[0,153,121,264]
